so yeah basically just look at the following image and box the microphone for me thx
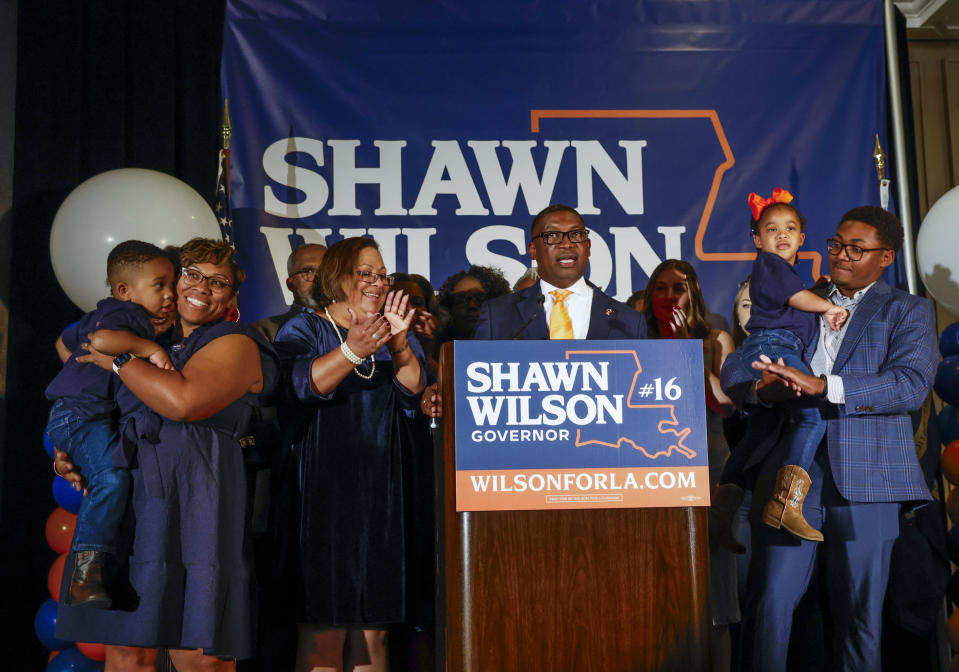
[511,295,546,339]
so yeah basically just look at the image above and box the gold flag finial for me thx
[221,99,232,150]
[873,133,886,182]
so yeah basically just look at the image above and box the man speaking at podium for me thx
[420,204,646,418]
[421,204,645,419]
[473,204,647,341]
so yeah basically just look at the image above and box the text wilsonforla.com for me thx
[467,470,697,493]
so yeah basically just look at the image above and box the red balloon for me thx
[77,641,106,661]
[945,441,959,486]
[48,553,67,601]
[45,507,77,554]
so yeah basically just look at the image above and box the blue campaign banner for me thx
[452,339,709,510]
[222,1,887,324]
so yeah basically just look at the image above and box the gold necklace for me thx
[324,307,375,380]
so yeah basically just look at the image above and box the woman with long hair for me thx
[641,259,739,672]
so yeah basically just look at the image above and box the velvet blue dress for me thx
[55,319,278,660]
[274,311,425,626]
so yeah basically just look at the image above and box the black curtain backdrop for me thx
[4,2,224,665]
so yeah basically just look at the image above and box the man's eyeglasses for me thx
[825,239,891,261]
[355,270,395,286]
[291,266,319,279]
[181,267,234,294]
[532,229,590,245]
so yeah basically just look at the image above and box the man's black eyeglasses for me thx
[532,229,590,245]
[825,239,890,261]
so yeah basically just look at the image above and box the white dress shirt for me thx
[539,276,593,339]
[809,281,877,404]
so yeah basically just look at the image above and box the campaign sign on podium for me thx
[454,339,709,511]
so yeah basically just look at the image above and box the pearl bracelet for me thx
[340,342,364,365]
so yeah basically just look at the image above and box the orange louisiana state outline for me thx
[564,349,696,460]
[530,109,823,279]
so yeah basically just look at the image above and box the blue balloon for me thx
[938,406,959,445]
[935,356,959,407]
[47,646,104,672]
[52,476,83,514]
[942,322,959,358]
[43,430,56,459]
[34,598,72,651]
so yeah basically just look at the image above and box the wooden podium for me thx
[434,343,711,671]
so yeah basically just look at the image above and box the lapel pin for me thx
[605,308,614,316]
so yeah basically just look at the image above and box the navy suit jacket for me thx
[473,283,646,340]
[721,279,937,503]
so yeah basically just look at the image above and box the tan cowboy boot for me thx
[763,465,823,542]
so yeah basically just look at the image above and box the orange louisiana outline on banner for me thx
[530,109,823,278]
[456,466,710,511]
[564,349,695,460]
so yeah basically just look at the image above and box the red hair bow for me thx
[748,187,794,221]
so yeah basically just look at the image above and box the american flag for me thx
[215,100,235,246]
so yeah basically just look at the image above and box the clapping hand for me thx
[345,310,392,359]
[382,290,415,336]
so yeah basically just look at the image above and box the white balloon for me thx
[50,168,223,311]
[918,185,959,315]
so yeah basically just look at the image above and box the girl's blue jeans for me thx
[722,328,826,486]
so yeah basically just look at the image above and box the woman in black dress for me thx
[274,237,425,672]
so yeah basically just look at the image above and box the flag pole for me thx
[883,0,919,295]
[215,99,235,247]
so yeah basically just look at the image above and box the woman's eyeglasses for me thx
[355,270,395,286]
[450,292,488,307]
[181,267,234,294]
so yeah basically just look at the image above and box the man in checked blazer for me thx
[720,206,937,672]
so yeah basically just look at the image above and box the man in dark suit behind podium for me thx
[473,204,646,340]
[421,204,644,418]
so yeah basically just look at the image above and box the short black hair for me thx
[531,204,584,235]
[839,205,903,252]
[106,240,168,288]
[750,202,808,235]
[286,243,327,276]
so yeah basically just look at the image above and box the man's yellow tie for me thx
[549,289,574,339]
